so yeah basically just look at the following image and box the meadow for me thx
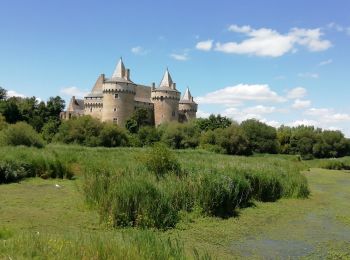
[0,145,350,258]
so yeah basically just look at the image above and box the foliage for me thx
[277,125,350,159]
[0,87,64,132]
[0,114,7,131]
[137,126,161,147]
[241,119,279,154]
[0,147,73,183]
[160,121,200,149]
[41,119,60,142]
[55,116,129,147]
[0,87,7,100]
[142,143,181,177]
[196,114,232,131]
[125,108,152,133]
[99,123,129,147]
[219,124,252,155]
[0,122,44,148]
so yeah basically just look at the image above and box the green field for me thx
[1,146,350,259]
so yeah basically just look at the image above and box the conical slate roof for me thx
[180,87,196,104]
[112,58,126,79]
[159,68,173,88]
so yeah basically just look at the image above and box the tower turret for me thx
[151,68,180,126]
[101,58,136,125]
[179,87,197,122]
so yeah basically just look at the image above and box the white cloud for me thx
[131,46,149,55]
[292,99,311,109]
[243,105,276,114]
[60,86,88,98]
[327,22,344,32]
[196,84,286,105]
[7,90,26,98]
[305,108,350,123]
[287,87,307,99]
[170,53,189,61]
[318,59,333,66]
[288,119,319,127]
[228,25,252,33]
[195,40,213,51]
[298,72,319,79]
[212,25,331,57]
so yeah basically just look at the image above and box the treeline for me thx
[0,87,349,159]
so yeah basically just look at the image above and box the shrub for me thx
[109,175,178,229]
[321,160,350,170]
[244,171,283,202]
[99,123,129,147]
[0,161,27,183]
[0,122,44,148]
[196,172,251,217]
[137,126,161,147]
[142,143,181,177]
[219,125,252,155]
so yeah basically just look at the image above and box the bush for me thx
[0,122,44,148]
[0,161,27,183]
[142,143,181,177]
[219,125,252,155]
[99,123,129,147]
[244,171,283,202]
[196,172,251,217]
[137,126,161,147]
[109,176,178,229]
[321,160,350,170]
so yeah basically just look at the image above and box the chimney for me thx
[151,82,155,90]
[125,69,130,81]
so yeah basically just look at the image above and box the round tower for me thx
[151,69,180,126]
[101,58,136,126]
[179,87,198,122]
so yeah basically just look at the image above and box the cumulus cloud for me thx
[131,46,149,55]
[287,87,307,99]
[318,59,333,66]
[292,99,311,109]
[196,84,286,105]
[7,90,26,98]
[60,86,88,98]
[305,108,350,123]
[205,25,332,57]
[195,40,213,51]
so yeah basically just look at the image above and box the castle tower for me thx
[179,87,197,122]
[151,68,180,126]
[101,58,136,125]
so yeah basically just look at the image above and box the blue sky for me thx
[1,0,350,135]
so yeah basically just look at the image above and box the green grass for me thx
[0,145,349,258]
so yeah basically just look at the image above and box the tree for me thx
[241,119,279,154]
[0,87,7,100]
[125,108,152,133]
[218,124,252,155]
[196,114,232,132]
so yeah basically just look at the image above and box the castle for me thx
[60,58,198,126]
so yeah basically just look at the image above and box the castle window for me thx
[90,107,92,112]
[115,93,119,99]
[160,96,164,101]
[172,111,175,117]
[113,118,118,124]
[113,108,117,112]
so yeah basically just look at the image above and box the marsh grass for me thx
[0,230,202,260]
